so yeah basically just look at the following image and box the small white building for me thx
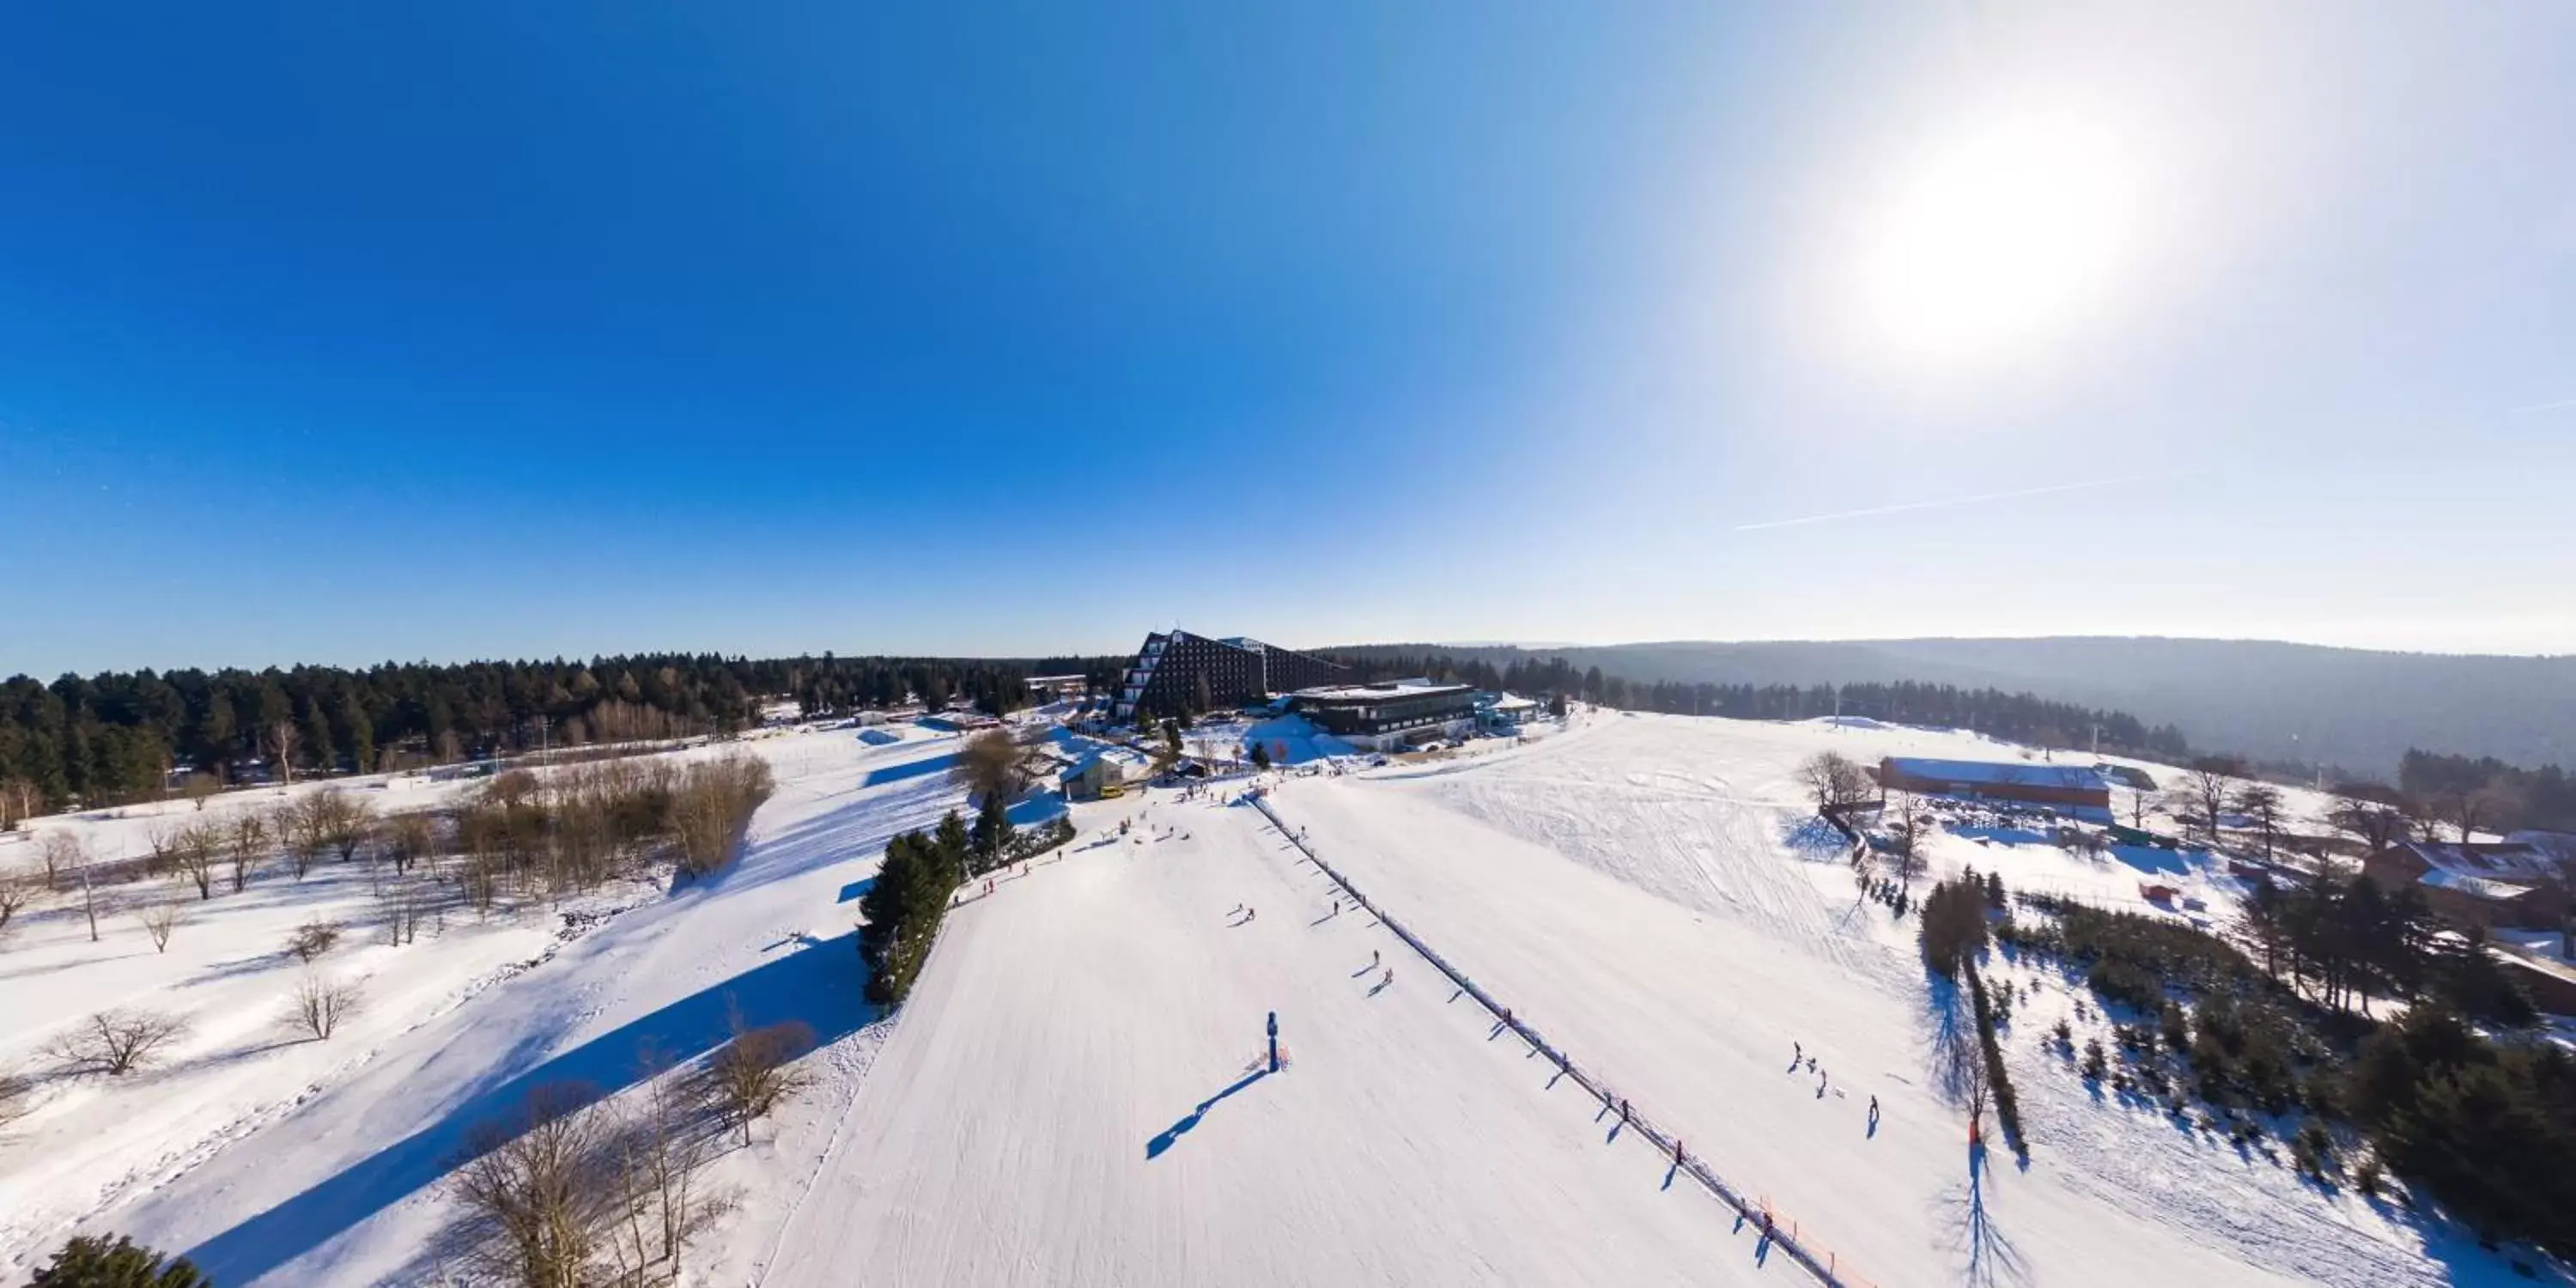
[1060,746,1150,800]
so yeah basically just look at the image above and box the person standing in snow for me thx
[1370,949,1380,969]
[1381,968,1393,987]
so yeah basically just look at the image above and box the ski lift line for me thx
[1250,796,1871,1288]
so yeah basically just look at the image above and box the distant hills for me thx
[1331,637,2576,777]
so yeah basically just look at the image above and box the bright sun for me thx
[1847,117,2145,373]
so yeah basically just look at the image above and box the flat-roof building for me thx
[1877,756,2112,814]
[1291,679,1479,751]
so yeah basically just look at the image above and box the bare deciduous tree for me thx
[76,860,106,943]
[143,824,180,880]
[380,878,433,946]
[282,798,330,879]
[39,831,84,891]
[173,823,222,900]
[0,872,31,941]
[708,1006,813,1145]
[669,756,774,878]
[1799,750,1877,819]
[266,720,301,787]
[183,771,222,812]
[289,919,342,963]
[2327,782,2413,853]
[0,777,39,832]
[606,1048,729,1281]
[319,793,374,865]
[386,811,437,876]
[1886,793,1932,885]
[227,810,269,892]
[2232,783,2287,860]
[137,903,183,953]
[952,730,1032,804]
[48,1009,191,1076]
[287,971,364,1041]
[453,1082,615,1288]
[2180,757,2243,846]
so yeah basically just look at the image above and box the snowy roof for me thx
[1880,757,2108,792]
[1059,747,1147,782]
[1294,682,1475,703]
[2419,867,2543,902]
[2506,830,2576,862]
[1483,694,1540,711]
[2393,841,2559,884]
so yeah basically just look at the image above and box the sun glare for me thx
[1847,117,2146,374]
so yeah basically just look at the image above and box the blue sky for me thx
[3,2,2573,676]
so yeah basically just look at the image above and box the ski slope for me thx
[1261,712,2523,1288]
[762,789,1792,1287]
[3,708,2549,1285]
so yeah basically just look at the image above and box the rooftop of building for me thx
[2379,839,2561,884]
[1293,680,1477,704]
[1879,756,2110,792]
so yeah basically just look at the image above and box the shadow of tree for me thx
[173,933,874,1285]
[1932,1143,2031,1288]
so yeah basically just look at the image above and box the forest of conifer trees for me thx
[0,654,1051,817]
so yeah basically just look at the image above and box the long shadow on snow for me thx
[691,772,958,904]
[860,750,961,787]
[1146,1067,1272,1160]
[175,932,874,1285]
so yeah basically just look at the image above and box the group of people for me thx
[1791,1039,1878,1124]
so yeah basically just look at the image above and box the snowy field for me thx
[0,708,2554,1285]
[0,726,957,1283]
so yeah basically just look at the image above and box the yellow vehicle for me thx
[1099,782,1126,799]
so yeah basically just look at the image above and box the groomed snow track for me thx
[1250,794,1875,1288]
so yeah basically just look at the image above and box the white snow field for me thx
[1260,713,2537,1288]
[0,708,2551,1285]
[0,726,957,1284]
[761,790,1788,1288]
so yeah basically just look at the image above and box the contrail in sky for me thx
[1733,476,2142,532]
[2507,397,2576,416]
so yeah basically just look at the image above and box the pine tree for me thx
[300,701,335,777]
[970,793,1014,875]
[30,1234,210,1287]
[859,835,925,968]
[933,811,970,886]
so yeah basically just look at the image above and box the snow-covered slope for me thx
[3,710,2543,1285]
[1,727,955,1283]
[1263,712,2520,1288]
[762,790,1789,1287]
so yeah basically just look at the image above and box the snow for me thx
[2,708,2553,1285]
[1880,756,2111,792]
[0,731,957,1283]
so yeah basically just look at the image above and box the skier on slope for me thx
[1381,968,1393,987]
[1370,949,1380,968]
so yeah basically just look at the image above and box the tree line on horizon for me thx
[1331,648,2576,835]
[0,653,1042,818]
[1326,648,2192,758]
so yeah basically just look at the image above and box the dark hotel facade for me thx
[1115,630,1349,722]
